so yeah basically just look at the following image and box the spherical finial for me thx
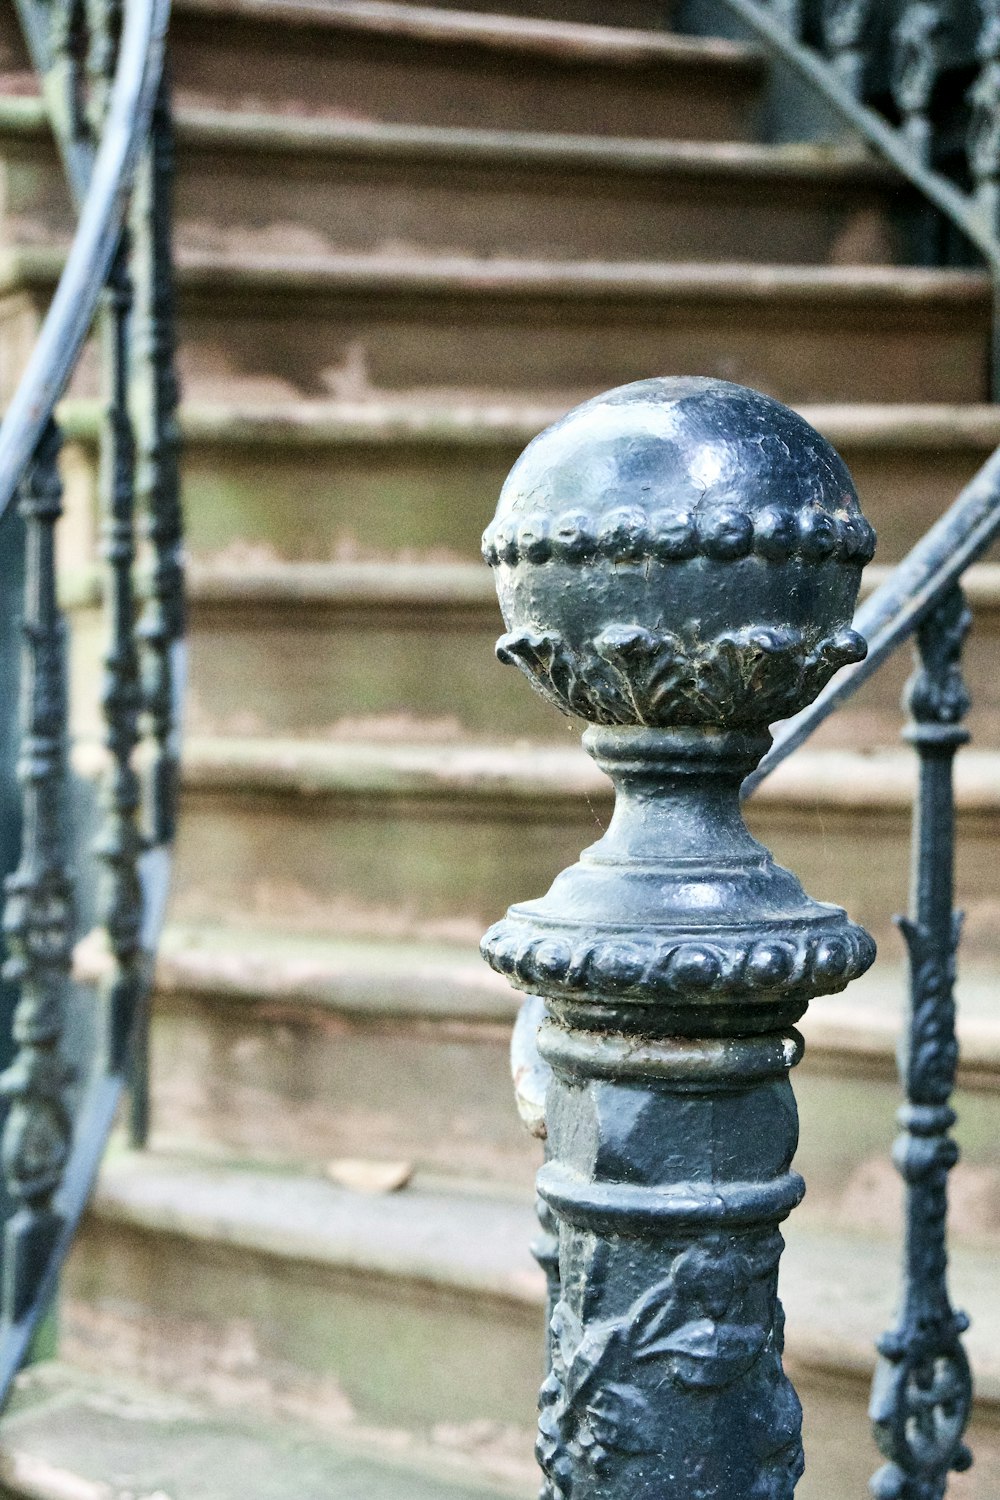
[482,378,875,732]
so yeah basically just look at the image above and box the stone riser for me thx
[167,13,763,140]
[62,1177,1000,1499]
[136,747,1000,964]
[135,963,1000,1249]
[59,405,1000,567]
[64,1214,545,1472]
[0,0,762,138]
[390,1,673,21]
[146,989,540,1186]
[9,259,986,409]
[66,578,1000,746]
[0,116,903,268]
[152,269,996,409]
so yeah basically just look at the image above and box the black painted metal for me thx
[484,379,877,1499]
[0,0,179,1406]
[869,586,974,1500]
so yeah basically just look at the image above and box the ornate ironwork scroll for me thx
[0,422,74,1325]
[821,0,874,97]
[969,0,1000,241]
[869,585,974,1500]
[891,2,946,168]
[482,377,877,1499]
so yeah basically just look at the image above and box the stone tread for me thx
[167,0,764,72]
[59,558,1000,617]
[0,1364,510,1500]
[78,922,521,1024]
[81,1150,1000,1404]
[71,735,1000,814]
[0,92,892,185]
[55,396,1000,453]
[1,244,988,306]
[74,919,1000,1087]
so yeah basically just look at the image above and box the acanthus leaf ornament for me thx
[495,624,866,732]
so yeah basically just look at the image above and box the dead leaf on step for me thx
[325,1158,413,1194]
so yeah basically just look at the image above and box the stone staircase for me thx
[1,1,1000,1496]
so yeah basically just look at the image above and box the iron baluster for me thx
[821,0,873,98]
[133,74,183,853]
[891,2,946,170]
[482,377,877,1500]
[93,239,146,1090]
[869,585,974,1500]
[127,74,180,1146]
[968,1,1000,242]
[0,420,74,1326]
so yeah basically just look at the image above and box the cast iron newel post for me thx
[480,378,878,1499]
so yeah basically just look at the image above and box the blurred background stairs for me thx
[1,1,999,1495]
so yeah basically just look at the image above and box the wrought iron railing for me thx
[488,6,1000,1496]
[0,0,180,1401]
[715,0,1000,378]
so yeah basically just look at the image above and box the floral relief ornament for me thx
[537,1237,803,1500]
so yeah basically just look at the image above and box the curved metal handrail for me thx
[0,0,174,1402]
[0,0,171,525]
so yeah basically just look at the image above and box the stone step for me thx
[77,919,1000,1248]
[63,559,1000,746]
[6,247,984,408]
[0,98,903,266]
[389,0,671,21]
[69,736,1000,965]
[0,0,764,137]
[60,1151,1000,1498]
[62,559,1000,747]
[58,399,1000,568]
[0,1363,513,1500]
